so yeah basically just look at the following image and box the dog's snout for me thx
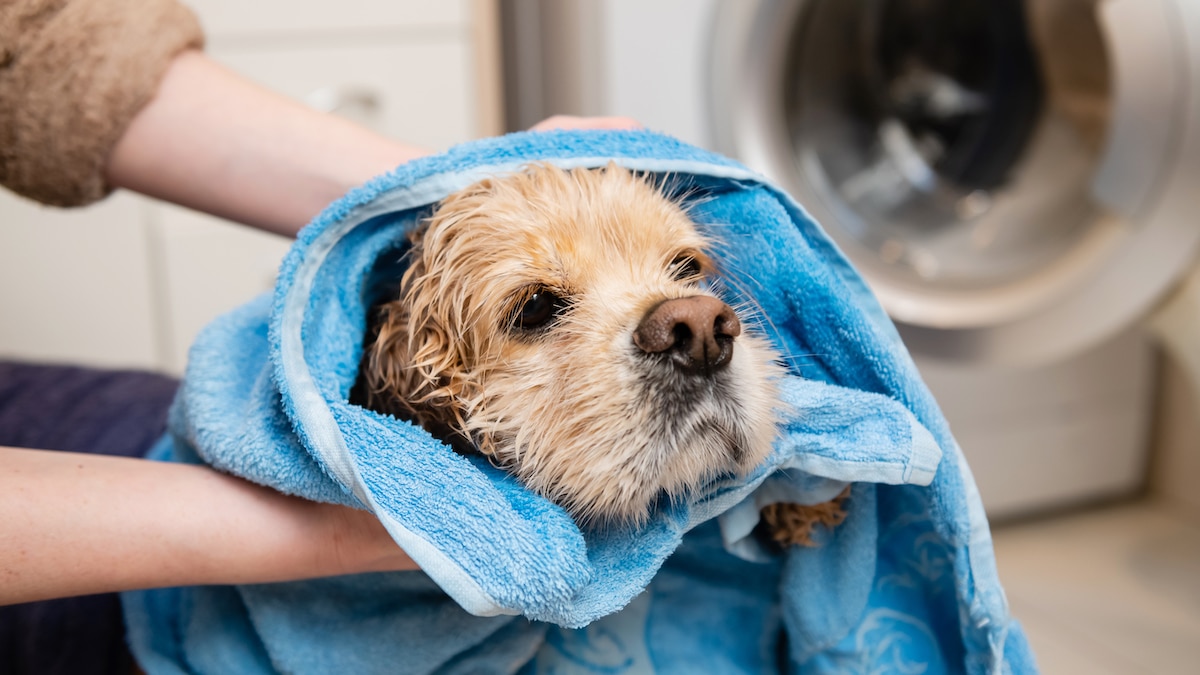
[633,296,740,375]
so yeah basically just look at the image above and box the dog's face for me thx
[360,164,782,525]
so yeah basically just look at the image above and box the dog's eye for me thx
[671,255,704,281]
[513,289,564,331]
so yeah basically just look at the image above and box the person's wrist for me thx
[313,501,417,576]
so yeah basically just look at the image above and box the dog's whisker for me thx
[710,273,808,370]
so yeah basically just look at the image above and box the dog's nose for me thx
[633,296,741,375]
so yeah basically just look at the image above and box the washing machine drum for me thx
[711,0,1200,365]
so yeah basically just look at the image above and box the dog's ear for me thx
[353,223,478,452]
[356,296,476,451]
[356,299,418,419]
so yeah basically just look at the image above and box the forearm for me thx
[104,51,430,236]
[0,446,415,605]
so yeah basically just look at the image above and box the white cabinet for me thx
[0,193,160,369]
[186,0,467,40]
[148,205,293,372]
[0,0,501,374]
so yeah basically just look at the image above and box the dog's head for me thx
[360,164,782,525]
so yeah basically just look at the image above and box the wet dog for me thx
[353,164,846,544]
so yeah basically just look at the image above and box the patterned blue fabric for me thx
[121,131,1035,674]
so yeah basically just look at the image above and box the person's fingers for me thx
[529,115,643,132]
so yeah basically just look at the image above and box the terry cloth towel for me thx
[122,130,1036,674]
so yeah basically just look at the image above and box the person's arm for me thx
[104,50,430,237]
[0,446,417,605]
[101,53,644,237]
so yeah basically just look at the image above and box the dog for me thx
[352,163,846,546]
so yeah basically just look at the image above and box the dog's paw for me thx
[760,487,851,547]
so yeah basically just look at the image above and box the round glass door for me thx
[785,0,1113,323]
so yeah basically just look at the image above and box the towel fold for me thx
[122,130,1035,674]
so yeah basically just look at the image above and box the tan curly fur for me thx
[761,487,851,547]
[358,163,846,536]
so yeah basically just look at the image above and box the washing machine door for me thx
[710,0,1200,365]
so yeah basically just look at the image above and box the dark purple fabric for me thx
[0,361,179,458]
[0,360,179,675]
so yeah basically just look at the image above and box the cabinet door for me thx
[0,192,161,369]
[149,205,292,373]
[184,0,467,40]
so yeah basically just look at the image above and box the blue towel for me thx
[122,130,1035,674]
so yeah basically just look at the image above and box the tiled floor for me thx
[991,501,1200,674]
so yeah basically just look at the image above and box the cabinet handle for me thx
[305,86,383,130]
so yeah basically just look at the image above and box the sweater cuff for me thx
[0,0,205,207]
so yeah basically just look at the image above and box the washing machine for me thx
[501,0,1200,517]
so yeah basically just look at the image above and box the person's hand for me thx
[528,115,643,132]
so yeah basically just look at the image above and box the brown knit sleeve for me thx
[0,0,205,207]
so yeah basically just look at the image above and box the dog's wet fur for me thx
[352,164,846,543]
